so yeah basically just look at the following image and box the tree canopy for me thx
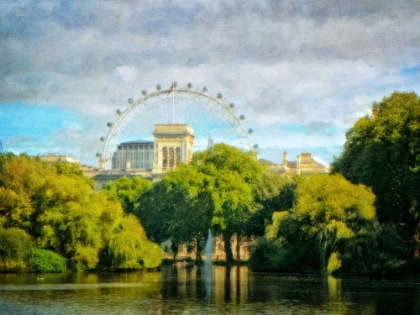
[331,92,420,256]
[250,174,403,275]
[0,153,162,272]
[136,144,264,263]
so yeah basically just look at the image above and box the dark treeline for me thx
[1,91,420,276]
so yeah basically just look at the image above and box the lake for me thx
[1,265,419,314]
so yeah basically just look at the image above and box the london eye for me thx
[98,82,255,170]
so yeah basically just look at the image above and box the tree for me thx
[0,153,162,271]
[136,175,213,261]
[106,215,163,270]
[102,176,152,213]
[249,171,295,236]
[250,174,396,274]
[164,144,263,263]
[136,181,178,245]
[0,227,33,271]
[331,92,420,257]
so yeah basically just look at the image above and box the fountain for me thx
[204,229,212,300]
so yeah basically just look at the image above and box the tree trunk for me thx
[171,243,178,261]
[196,237,203,263]
[414,223,420,258]
[223,233,234,263]
[236,234,241,261]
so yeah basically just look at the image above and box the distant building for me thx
[266,151,329,175]
[37,153,79,164]
[111,140,154,170]
[91,124,195,188]
[86,169,153,190]
[152,124,194,176]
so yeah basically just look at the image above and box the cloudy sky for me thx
[1,0,420,167]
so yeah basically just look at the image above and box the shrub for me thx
[29,248,68,273]
[0,227,32,271]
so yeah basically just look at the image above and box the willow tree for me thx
[107,214,163,270]
[0,153,162,271]
[251,174,391,274]
[331,92,420,257]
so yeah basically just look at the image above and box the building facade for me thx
[267,151,329,175]
[111,140,154,170]
[152,124,194,175]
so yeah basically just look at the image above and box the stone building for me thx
[89,124,195,187]
[111,140,154,170]
[267,151,329,175]
[152,124,194,177]
[37,153,79,164]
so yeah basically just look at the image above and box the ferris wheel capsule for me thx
[229,103,235,109]
[142,90,147,96]
[239,115,245,120]
[116,109,122,115]
[253,144,259,150]
[187,83,192,89]
[128,98,134,104]
[248,128,253,134]
[100,137,105,142]
[156,85,161,91]
[107,122,112,127]
[96,152,101,157]
[217,93,222,99]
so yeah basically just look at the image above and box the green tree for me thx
[331,92,420,257]
[102,176,152,213]
[136,181,178,245]
[0,227,33,271]
[0,154,162,271]
[165,144,263,263]
[251,174,396,274]
[106,214,163,269]
[249,172,295,236]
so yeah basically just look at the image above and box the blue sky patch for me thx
[0,102,80,139]
[401,65,420,76]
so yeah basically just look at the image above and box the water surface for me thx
[1,265,419,314]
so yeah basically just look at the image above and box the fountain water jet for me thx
[204,229,212,300]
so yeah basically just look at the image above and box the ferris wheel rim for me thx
[99,86,253,169]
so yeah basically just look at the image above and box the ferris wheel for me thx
[98,82,255,170]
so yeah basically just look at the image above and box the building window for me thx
[162,147,168,168]
[169,147,174,168]
[175,147,181,167]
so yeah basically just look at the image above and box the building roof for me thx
[119,139,154,145]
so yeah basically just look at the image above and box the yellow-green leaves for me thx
[327,252,342,274]
[0,154,162,271]
[294,174,375,224]
[107,215,163,270]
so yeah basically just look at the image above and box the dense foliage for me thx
[331,92,420,257]
[0,154,162,272]
[250,174,406,274]
[137,144,264,263]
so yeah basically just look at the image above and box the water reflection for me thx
[327,275,341,299]
[1,266,420,314]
